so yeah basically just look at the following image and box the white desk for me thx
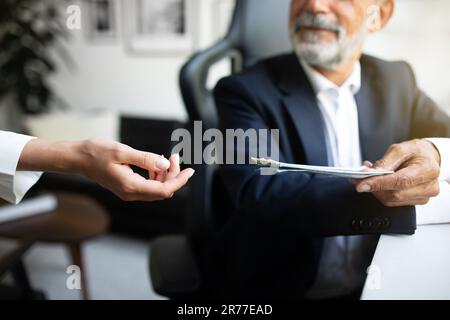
[362,224,450,300]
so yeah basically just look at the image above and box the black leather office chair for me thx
[149,0,293,299]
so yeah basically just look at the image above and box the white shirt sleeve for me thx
[416,181,450,225]
[425,138,450,182]
[415,138,450,225]
[0,131,43,204]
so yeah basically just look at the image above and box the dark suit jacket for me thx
[200,53,450,299]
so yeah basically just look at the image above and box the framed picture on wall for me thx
[122,0,197,54]
[85,0,117,40]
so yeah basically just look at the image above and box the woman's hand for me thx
[19,138,195,202]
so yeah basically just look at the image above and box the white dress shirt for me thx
[0,131,43,204]
[298,59,450,299]
[301,60,363,168]
[300,60,370,298]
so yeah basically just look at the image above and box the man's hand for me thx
[19,138,195,202]
[351,139,441,207]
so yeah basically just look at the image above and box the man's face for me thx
[289,0,376,69]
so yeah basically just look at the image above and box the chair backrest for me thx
[179,0,293,247]
[231,0,293,68]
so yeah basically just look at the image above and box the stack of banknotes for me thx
[251,157,394,180]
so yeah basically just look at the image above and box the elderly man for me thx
[202,0,450,299]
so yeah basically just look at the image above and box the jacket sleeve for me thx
[405,62,450,139]
[403,61,450,181]
[214,76,416,237]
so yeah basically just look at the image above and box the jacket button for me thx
[373,218,383,230]
[359,219,368,230]
[351,219,359,230]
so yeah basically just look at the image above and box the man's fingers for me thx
[355,165,428,192]
[373,190,431,207]
[355,174,406,193]
[363,161,373,168]
[354,175,394,192]
[374,196,431,207]
[389,181,440,200]
[372,181,439,205]
[119,146,170,171]
[373,144,414,171]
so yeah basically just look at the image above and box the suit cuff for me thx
[0,132,43,204]
[425,138,450,182]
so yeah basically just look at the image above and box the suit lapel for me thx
[278,55,328,166]
[277,54,390,166]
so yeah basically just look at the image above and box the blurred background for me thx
[0,0,449,300]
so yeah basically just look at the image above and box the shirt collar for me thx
[299,58,361,95]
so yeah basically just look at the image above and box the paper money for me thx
[251,157,394,179]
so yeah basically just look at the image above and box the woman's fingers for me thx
[156,170,167,182]
[133,168,195,201]
[160,168,195,198]
[166,154,181,180]
[117,145,170,172]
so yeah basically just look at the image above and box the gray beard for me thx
[291,24,369,70]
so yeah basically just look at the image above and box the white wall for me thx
[364,0,450,112]
[49,0,234,122]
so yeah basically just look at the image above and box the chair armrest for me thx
[150,235,201,298]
